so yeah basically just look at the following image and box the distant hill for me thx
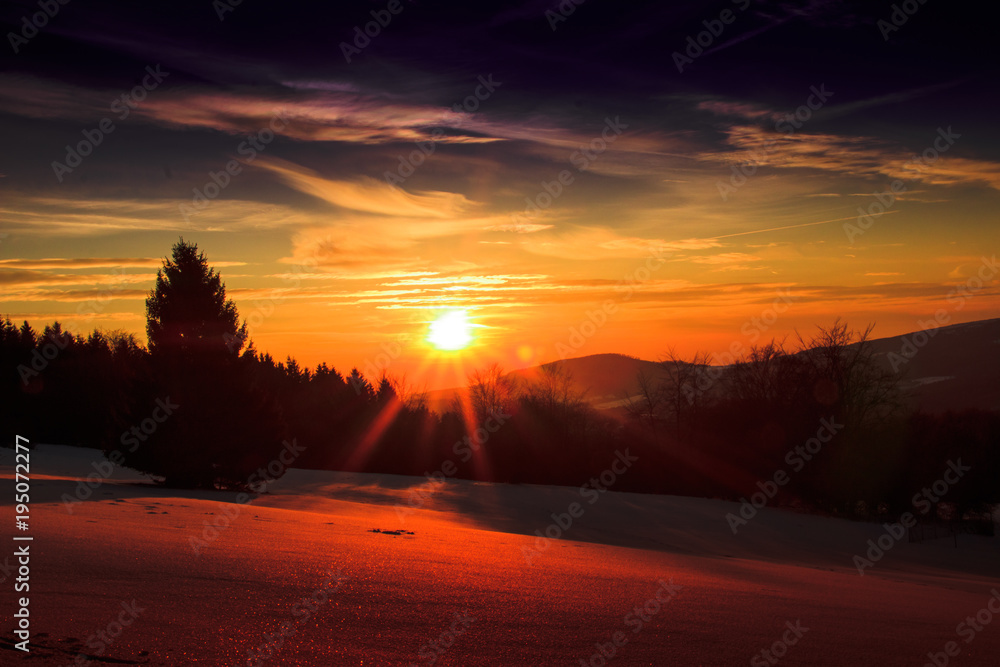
[421,354,662,412]
[509,354,663,407]
[866,317,1000,413]
[422,318,1000,414]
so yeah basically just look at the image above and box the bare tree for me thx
[467,362,519,421]
[523,361,592,441]
[377,371,427,410]
[660,349,713,440]
[795,320,901,431]
[729,339,810,408]
[525,362,587,414]
[625,369,664,433]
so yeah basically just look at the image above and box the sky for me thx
[1,0,998,390]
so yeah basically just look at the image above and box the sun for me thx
[428,310,473,351]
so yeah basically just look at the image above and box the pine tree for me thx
[146,238,246,358]
[122,238,283,489]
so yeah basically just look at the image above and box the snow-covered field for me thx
[3,445,999,665]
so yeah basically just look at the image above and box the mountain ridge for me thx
[422,318,1000,414]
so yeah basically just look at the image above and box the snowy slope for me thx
[2,445,999,666]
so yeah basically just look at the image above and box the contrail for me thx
[709,211,898,240]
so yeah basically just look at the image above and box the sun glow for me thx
[428,310,473,351]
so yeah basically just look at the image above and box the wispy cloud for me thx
[0,257,161,269]
[256,158,474,218]
[0,74,504,146]
[689,252,762,265]
[703,124,1000,191]
[0,194,315,236]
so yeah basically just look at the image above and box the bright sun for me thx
[428,310,473,351]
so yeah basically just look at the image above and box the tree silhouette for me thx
[146,238,246,358]
[122,238,283,489]
[3,266,993,514]
[467,363,518,422]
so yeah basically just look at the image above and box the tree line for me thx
[2,239,997,521]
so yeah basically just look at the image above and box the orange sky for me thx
[2,148,999,391]
[3,213,997,391]
[2,3,999,391]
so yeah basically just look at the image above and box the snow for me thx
[2,444,999,665]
